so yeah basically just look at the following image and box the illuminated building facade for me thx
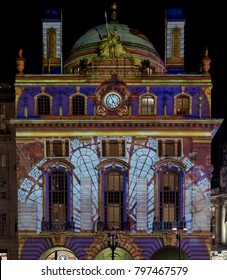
[0,83,18,260]
[9,5,223,260]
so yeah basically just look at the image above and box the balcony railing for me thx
[152,220,186,232]
[97,221,130,231]
[41,218,75,232]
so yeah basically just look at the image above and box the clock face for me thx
[57,254,69,260]
[104,92,121,109]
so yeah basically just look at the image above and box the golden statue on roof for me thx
[95,3,131,59]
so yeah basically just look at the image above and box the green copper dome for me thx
[64,23,165,74]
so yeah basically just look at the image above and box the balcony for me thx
[97,221,130,231]
[41,218,74,232]
[152,220,186,232]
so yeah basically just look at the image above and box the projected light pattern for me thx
[17,135,211,233]
[70,138,99,231]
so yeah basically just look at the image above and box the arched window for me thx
[104,170,124,229]
[141,95,155,115]
[160,170,180,222]
[176,95,190,115]
[37,95,51,115]
[72,95,85,115]
[48,170,68,221]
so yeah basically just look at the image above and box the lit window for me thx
[0,155,7,167]
[176,96,189,115]
[160,171,180,222]
[141,96,155,115]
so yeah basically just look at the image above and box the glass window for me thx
[0,213,7,236]
[72,96,85,115]
[157,139,182,157]
[0,180,6,199]
[48,170,68,221]
[141,96,155,115]
[160,171,180,222]
[46,140,70,157]
[104,171,124,229]
[176,96,189,115]
[38,95,50,115]
[165,140,175,156]
[102,139,126,157]
[0,155,7,167]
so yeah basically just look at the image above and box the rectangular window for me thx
[0,180,7,199]
[46,140,70,157]
[0,213,7,236]
[102,139,126,157]
[157,139,182,157]
[165,140,175,156]
[0,155,7,167]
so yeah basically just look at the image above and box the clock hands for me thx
[106,94,120,108]
[110,96,118,106]
[104,93,121,109]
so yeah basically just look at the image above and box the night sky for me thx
[0,0,226,181]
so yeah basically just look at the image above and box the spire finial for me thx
[200,46,211,74]
[16,47,25,75]
[110,2,118,22]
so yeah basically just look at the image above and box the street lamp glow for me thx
[172,218,187,260]
[108,228,119,260]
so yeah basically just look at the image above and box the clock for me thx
[57,254,69,260]
[104,92,121,109]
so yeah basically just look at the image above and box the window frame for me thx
[174,92,192,116]
[157,138,182,157]
[138,92,157,116]
[101,139,126,158]
[34,92,53,116]
[45,139,70,158]
[69,93,87,116]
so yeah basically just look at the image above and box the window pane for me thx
[176,96,189,115]
[141,96,155,115]
[72,96,85,115]
[160,171,180,221]
[109,140,119,156]
[0,155,7,167]
[0,180,6,199]
[38,96,50,115]
[104,171,124,227]
[53,140,62,156]
[165,140,174,156]
[49,171,68,221]
[0,213,7,236]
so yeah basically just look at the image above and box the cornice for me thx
[10,118,223,139]
[14,74,212,87]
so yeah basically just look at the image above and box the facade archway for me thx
[40,247,77,260]
[95,247,133,260]
[151,246,188,260]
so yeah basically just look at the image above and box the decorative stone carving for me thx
[16,48,25,75]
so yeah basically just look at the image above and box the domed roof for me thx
[64,22,165,74]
